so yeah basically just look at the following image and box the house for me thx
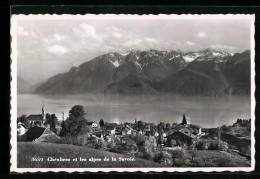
[163,127,174,136]
[87,121,99,129]
[115,131,122,136]
[17,122,27,136]
[27,102,46,127]
[105,122,117,129]
[27,115,45,127]
[136,130,143,135]
[167,129,197,146]
[122,125,133,135]
[104,122,118,132]
[154,131,159,137]
[131,130,138,136]
[110,128,116,135]
[143,125,151,135]
[194,127,206,138]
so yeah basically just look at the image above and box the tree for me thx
[137,120,145,131]
[158,128,165,145]
[69,105,86,119]
[44,113,51,126]
[158,122,165,128]
[217,126,221,149]
[166,123,171,128]
[99,119,105,127]
[44,113,57,133]
[181,114,187,125]
[62,105,87,137]
[59,120,67,137]
[50,114,58,133]
[80,121,93,134]
[17,115,28,126]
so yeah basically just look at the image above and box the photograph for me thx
[10,14,255,172]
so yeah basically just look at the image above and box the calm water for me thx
[17,94,251,128]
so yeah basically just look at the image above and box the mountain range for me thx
[34,48,251,96]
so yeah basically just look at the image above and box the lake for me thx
[17,93,251,128]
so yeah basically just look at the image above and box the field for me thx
[165,150,250,167]
[188,150,250,167]
[17,142,161,168]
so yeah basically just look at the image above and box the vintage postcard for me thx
[10,14,255,172]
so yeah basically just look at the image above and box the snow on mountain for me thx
[121,52,130,56]
[188,49,233,63]
[169,54,180,61]
[134,61,142,69]
[109,59,120,67]
[183,55,195,62]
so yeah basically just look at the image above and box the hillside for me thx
[35,49,250,95]
[17,77,33,94]
[17,142,161,168]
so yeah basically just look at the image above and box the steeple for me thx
[42,100,46,120]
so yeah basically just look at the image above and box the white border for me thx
[10,14,255,173]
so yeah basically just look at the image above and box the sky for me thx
[15,15,252,84]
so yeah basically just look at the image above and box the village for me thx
[17,102,209,146]
[17,102,252,167]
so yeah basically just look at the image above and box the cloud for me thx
[18,26,29,36]
[145,38,157,43]
[47,45,67,55]
[80,23,96,36]
[186,41,195,46]
[54,34,67,41]
[196,32,207,38]
[210,44,237,51]
[110,26,121,31]
[123,39,142,47]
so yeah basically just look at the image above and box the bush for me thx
[170,149,187,167]
[208,140,229,151]
[171,149,185,159]
[95,138,108,150]
[85,135,98,147]
[117,135,139,155]
[193,139,209,150]
[139,136,157,160]
[154,151,173,166]
[169,139,177,147]
[142,150,155,160]
[135,136,156,159]
[133,134,147,146]
[107,136,121,153]
[77,133,92,146]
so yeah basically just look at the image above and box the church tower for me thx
[42,100,46,125]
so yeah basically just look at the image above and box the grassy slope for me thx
[191,150,250,167]
[17,142,161,168]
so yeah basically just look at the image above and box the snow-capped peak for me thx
[109,59,120,67]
